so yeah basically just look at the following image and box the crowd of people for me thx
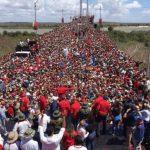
[0,17,150,150]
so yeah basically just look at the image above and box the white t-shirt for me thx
[13,120,31,137]
[38,114,50,132]
[146,80,150,90]
[20,139,39,150]
[68,145,87,150]
[39,126,65,150]
[141,109,150,122]
[4,142,20,150]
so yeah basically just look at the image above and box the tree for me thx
[108,26,113,32]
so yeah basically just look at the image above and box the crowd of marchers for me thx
[0,18,149,150]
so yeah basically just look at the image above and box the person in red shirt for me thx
[6,101,15,118]
[92,96,104,115]
[70,99,81,129]
[63,123,78,150]
[58,98,70,118]
[49,86,74,99]
[38,95,47,111]
[20,96,30,117]
[93,95,111,135]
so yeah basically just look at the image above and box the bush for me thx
[7,32,17,37]
[30,32,36,36]
[108,26,114,32]
[22,31,29,36]
[3,30,8,36]
[15,31,22,36]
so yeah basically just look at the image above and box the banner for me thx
[32,21,39,30]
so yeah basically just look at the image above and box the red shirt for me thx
[63,131,78,150]
[92,96,104,112]
[39,96,47,111]
[58,100,70,117]
[70,101,80,119]
[20,96,30,112]
[50,87,74,94]
[7,106,15,118]
[97,99,110,116]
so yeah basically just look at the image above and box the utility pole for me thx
[86,0,89,16]
[99,5,102,26]
[80,0,82,17]
[61,9,64,23]
[34,0,38,36]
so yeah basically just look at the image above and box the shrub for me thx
[15,31,22,36]
[108,26,114,32]
[22,31,29,36]
[3,30,8,36]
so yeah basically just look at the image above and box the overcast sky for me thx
[0,0,150,23]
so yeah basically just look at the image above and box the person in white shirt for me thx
[13,112,31,139]
[141,104,150,123]
[68,135,87,150]
[39,112,66,150]
[146,78,150,93]
[77,120,89,141]
[20,128,39,150]
[38,111,50,132]
[4,131,20,150]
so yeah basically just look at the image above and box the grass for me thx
[116,40,148,64]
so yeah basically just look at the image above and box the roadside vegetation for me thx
[106,27,150,64]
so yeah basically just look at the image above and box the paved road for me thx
[94,134,127,150]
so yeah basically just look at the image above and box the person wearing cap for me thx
[123,105,141,148]
[13,112,31,139]
[38,95,47,112]
[39,112,66,150]
[78,103,90,121]
[70,98,81,129]
[20,128,39,150]
[58,98,71,118]
[4,131,19,150]
[93,95,110,135]
[20,95,30,118]
[134,116,145,150]
[51,110,63,134]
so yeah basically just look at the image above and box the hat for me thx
[7,131,18,144]
[24,128,35,139]
[17,112,25,121]
[82,103,88,109]
[52,110,61,119]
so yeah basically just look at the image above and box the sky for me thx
[0,0,150,23]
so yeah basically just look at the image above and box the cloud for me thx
[142,9,150,15]
[0,0,144,22]
[125,1,141,9]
